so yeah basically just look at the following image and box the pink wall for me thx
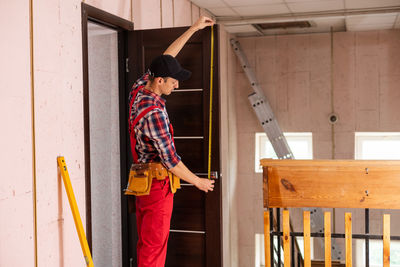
[1,0,213,266]
[233,29,400,266]
[132,0,208,30]
[0,1,35,266]
[33,0,86,265]
[85,0,131,21]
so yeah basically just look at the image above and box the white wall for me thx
[131,0,211,30]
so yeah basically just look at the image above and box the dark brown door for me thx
[122,26,221,267]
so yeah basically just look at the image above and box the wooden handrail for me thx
[261,159,400,209]
[261,159,400,167]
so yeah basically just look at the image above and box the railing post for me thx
[383,214,390,267]
[345,213,352,267]
[325,212,331,267]
[303,211,311,267]
[283,210,290,267]
[264,210,271,267]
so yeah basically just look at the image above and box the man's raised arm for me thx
[163,16,214,57]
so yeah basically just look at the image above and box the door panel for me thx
[174,139,204,172]
[170,185,205,231]
[166,91,203,136]
[125,26,221,267]
[165,233,205,267]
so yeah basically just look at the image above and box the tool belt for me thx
[124,162,181,196]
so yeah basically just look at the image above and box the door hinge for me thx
[126,58,129,73]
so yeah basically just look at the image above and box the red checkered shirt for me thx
[129,71,181,169]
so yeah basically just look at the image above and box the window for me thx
[355,132,400,266]
[356,239,400,267]
[255,132,313,172]
[355,132,400,160]
[370,240,400,267]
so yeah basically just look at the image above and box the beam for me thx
[262,159,400,209]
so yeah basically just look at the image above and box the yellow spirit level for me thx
[57,156,94,267]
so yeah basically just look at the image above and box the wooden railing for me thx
[261,159,400,267]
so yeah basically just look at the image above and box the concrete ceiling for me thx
[192,0,400,36]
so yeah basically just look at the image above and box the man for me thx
[128,16,215,267]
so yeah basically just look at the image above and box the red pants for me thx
[136,178,173,267]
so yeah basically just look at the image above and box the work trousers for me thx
[136,177,173,267]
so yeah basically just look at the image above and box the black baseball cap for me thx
[149,55,192,81]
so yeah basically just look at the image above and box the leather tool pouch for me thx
[169,172,181,194]
[124,162,182,196]
[124,163,152,196]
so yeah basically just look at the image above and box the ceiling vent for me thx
[254,21,312,30]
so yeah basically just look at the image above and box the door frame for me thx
[125,26,222,267]
[81,3,133,256]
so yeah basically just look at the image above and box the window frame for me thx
[355,132,400,160]
[255,132,313,173]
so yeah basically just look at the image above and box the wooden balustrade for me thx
[263,210,391,267]
[261,159,400,267]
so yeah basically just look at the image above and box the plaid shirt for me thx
[129,71,181,169]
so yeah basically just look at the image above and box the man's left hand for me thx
[193,16,215,31]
